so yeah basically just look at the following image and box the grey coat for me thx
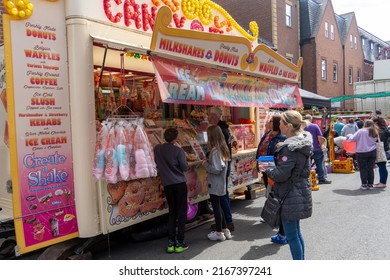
[265,132,313,221]
[204,147,227,196]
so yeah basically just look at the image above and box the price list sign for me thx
[4,0,78,254]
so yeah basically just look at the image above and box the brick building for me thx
[217,0,301,64]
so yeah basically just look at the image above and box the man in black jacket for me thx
[207,107,234,231]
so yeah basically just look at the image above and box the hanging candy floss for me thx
[92,123,109,179]
[116,125,130,180]
[104,127,119,184]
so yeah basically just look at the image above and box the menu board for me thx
[5,0,78,253]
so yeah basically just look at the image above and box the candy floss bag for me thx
[104,126,119,183]
[92,122,109,179]
[116,122,130,181]
[125,121,136,180]
[133,118,157,179]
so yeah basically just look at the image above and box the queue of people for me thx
[154,107,388,260]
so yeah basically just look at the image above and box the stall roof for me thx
[299,88,331,108]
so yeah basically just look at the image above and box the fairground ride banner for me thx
[152,55,303,108]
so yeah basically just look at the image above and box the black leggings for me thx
[210,194,227,232]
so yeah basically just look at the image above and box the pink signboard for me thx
[152,55,303,108]
[5,0,78,251]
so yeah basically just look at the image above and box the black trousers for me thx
[210,194,227,232]
[164,182,188,243]
[356,150,377,185]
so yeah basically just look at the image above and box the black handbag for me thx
[260,191,288,228]
[260,151,309,228]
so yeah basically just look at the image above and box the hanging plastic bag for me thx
[92,122,109,179]
[104,127,119,183]
[116,123,130,180]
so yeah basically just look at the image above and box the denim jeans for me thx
[220,162,233,224]
[281,219,305,260]
[311,150,325,181]
[376,161,388,184]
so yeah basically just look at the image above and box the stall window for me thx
[321,59,327,80]
[286,4,292,27]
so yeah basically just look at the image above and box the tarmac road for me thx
[91,166,390,260]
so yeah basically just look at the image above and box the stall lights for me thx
[125,52,151,60]
[3,0,34,19]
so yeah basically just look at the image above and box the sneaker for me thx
[208,231,226,241]
[318,179,332,184]
[360,184,368,190]
[271,234,288,245]
[211,223,235,231]
[259,217,265,223]
[166,240,175,253]
[374,183,387,188]
[174,241,189,253]
[223,229,232,240]
[367,184,374,190]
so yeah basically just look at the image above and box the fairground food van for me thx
[0,0,303,256]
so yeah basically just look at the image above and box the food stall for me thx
[1,0,302,256]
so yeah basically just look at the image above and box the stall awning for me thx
[299,88,331,108]
[152,55,303,108]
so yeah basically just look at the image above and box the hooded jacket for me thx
[204,147,227,196]
[265,132,313,221]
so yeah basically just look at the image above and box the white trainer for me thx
[223,229,232,240]
[208,231,226,241]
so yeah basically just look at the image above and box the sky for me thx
[331,0,389,41]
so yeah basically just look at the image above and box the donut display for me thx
[118,182,145,217]
[107,181,127,205]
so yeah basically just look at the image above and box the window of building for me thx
[333,63,338,82]
[325,22,329,38]
[350,35,353,48]
[362,38,365,46]
[286,4,292,27]
[330,24,334,40]
[321,59,327,80]
[357,69,361,82]
[354,36,357,49]
[349,67,353,84]
[370,42,374,50]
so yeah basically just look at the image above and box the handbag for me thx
[376,136,387,163]
[260,151,309,228]
[260,191,286,228]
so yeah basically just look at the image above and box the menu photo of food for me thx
[189,140,206,160]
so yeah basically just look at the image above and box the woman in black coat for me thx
[258,110,313,260]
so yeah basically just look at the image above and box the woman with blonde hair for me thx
[202,125,232,241]
[258,110,313,260]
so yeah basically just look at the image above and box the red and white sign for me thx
[153,55,302,108]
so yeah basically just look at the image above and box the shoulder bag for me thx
[376,136,387,163]
[260,152,309,228]
[260,189,290,228]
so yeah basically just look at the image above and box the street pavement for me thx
[91,165,390,260]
